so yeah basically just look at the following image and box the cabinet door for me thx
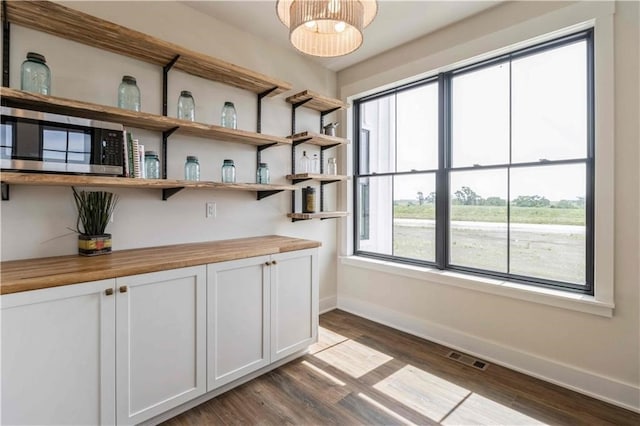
[270,248,319,362]
[116,266,206,425]
[1,279,116,426]
[207,256,270,390]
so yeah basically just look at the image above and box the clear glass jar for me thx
[184,155,200,181]
[221,159,236,183]
[21,52,51,95]
[298,151,311,173]
[312,154,319,174]
[177,90,195,121]
[221,101,237,129]
[327,157,337,175]
[144,151,160,179]
[257,162,269,184]
[118,75,141,111]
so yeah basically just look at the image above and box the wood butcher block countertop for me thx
[1,236,321,295]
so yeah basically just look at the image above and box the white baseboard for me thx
[337,296,640,413]
[319,295,337,314]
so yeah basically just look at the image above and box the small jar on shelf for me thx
[302,186,316,213]
[257,163,270,184]
[21,52,51,95]
[144,151,160,179]
[118,75,141,111]
[184,155,200,181]
[327,157,337,175]
[177,91,196,121]
[221,102,237,129]
[221,159,236,183]
[298,151,311,173]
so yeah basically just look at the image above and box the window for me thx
[353,30,594,294]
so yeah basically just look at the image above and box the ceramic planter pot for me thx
[78,234,112,256]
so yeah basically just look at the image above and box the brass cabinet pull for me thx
[272,260,277,265]
[105,288,114,296]
[265,261,271,266]
[119,285,128,293]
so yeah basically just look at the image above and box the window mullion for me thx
[436,72,450,269]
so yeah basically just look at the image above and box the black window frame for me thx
[353,29,595,295]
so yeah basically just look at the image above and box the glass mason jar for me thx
[177,90,195,121]
[144,151,160,179]
[221,159,236,183]
[298,150,311,173]
[21,52,51,95]
[257,162,269,184]
[184,155,200,181]
[118,75,141,111]
[220,101,237,129]
[327,157,337,175]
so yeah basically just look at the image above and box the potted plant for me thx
[72,187,119,256]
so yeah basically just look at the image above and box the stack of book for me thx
[122,130,146,178]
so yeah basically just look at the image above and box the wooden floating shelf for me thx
[1,172,296,197]
[286,173,347,183]
[1,88,291,147]
[288,131,348,147]
[287,211,348,221]
[286,90,347,112]
[2,1,291,96]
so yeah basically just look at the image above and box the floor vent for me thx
[446,351,489,371]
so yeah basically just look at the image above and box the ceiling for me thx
[182,1,502,71]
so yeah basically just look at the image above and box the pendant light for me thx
[276,0,378,57]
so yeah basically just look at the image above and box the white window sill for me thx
[340,256,614,317]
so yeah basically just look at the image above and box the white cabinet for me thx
[116,266,206,425]
[1,247,317,425]
[207,248,319,390]
[207,256,271,390]
[1,279,116,426]
[270,249,319,362]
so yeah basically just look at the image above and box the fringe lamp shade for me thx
[277,0,378,57]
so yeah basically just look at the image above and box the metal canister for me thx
[302,186,316,213]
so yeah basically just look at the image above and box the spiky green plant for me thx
[72,187,119,235]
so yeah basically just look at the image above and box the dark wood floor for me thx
[164,310,639,425]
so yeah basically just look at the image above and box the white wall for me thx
[0,1,340,310]
[337,0,639,411]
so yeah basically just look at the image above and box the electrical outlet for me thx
[206,202,216,218]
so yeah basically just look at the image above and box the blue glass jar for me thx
[221,102,237,129]
[257,163,269,184]
[221,159,236,183]
[178,91,195,121]
[144,151,160,179]
[185,155,200,181]
[118,75,141,111]
[21,52,51,95]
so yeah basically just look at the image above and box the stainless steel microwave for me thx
[0,107,124,175]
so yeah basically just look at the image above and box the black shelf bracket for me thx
[1,181,9,201]
[161,126,179,180]
[319,107,341,133]
[162,55,180,116]
[162,187,184,201]
[256,142,278,170]
[320,143,342,151]
[292,217,310,223]
[3,0,10,87]
[292,138,312,147]
[257,189,283,200]
[320,179,341,186]
[292,177,312,185]
[256,87,277,133]
[160,55,180,182]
